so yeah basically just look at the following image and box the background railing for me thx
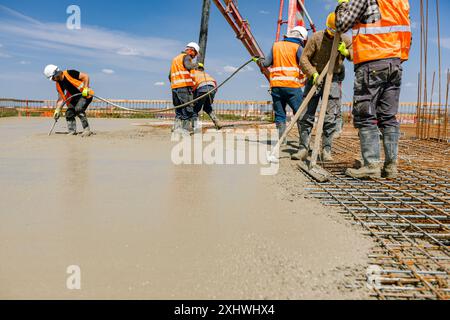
[0,98,448,140]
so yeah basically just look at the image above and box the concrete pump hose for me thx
[57,58,254,115]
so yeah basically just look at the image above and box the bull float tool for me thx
[297,33,342,182]
[267,34,341,182]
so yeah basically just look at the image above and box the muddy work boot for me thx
[291,124,310,161]
[67,119,77,135]
[382,126,401,179]
[276,122,287,146]
[79,113,93,137]
[291,148,308,161]
[191,117,202,134]
[321,148,334,162]
[345,128,381,179]
[209,111,222,130]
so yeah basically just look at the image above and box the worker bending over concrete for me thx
[292,13,352,162]
[169,42,203,135]
[192,67,222,131]
[260,26,308,144]
[44,65,94,137]
[335,0,411,179]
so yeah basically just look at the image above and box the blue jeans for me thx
[271,87,304,125]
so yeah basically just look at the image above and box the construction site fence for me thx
[0,98,447,140]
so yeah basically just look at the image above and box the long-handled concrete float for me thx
[268,34,342,183]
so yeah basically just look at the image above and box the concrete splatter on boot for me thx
[79,113,93,137]
[321,147,334,162]
[67,119,77,135]
[276,122,287,146]
[382,127,400,179]
[291,123,310,161]
[208,111,222,130]
[191,117,201,134]
[345,128,381,179]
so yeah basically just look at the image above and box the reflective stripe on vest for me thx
[269,41,305,88]
[192,70,217,91]
[55,70,85,101]
[170,54,195,89]
[352,0,411,65]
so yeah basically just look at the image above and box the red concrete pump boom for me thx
[212,0,312,82]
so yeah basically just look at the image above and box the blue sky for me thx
[0,0,448,102]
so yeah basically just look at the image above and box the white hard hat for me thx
[186,42,200,54]
[44,64,60,80]
[287,26,308,41]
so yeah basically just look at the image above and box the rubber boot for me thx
[333,118,343,139]
[345,128,381,179]
[67,119,77,135]
[79,113,93,137]
[321,147,334,162]
[191,117,201,134]
[276,122,287,146]
[172,118,182,133]
[291,123,310,161]
[181,120,192,136]
[321,134,334,162]
[209,111,222,130]
[382,126,400,179]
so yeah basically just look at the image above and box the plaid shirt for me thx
[336,0,381,33]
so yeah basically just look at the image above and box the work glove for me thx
[53,107,62,120]
[198,62,204,69]
[311,72,319,85]
[252,56,261,63]
[82,87,91,97]
[338,41,350,57]
[337,0,349,4]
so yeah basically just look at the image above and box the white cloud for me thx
[0,52,10,58]
[0,5,182,64]
[223,65,238,73]
[440,38,450,50]
[154,82,165,86]
[19,60,30,65]
[102,69,115,74]
[259,10,270,15]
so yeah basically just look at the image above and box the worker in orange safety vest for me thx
[335,0,411,179]
[44,64,94,137]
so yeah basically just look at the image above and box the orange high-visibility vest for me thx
[170,53,195,89]
[56,70,88,101]
[352,0,411,65]
[269,41,306,89]
[192,70,217,91]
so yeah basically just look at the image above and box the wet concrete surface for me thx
[0,118,373,299]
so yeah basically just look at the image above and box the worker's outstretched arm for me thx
[78,72,90,88]
[335,0,372,33]
[260,46,273,68]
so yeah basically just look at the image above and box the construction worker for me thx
[192,67,222,131]
[292,13,352,161]
[169,42,203,135]
[260,26,308,144]
[44,65,94,137]
[335,0,411,179]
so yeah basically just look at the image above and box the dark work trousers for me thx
[66,97,92,130]
[172,87,195,121]
[271,87,304,125]
[194,85,216,116]
[353,58,403,130]
[299,75,342,150]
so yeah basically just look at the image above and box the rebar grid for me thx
[302,136,449,300]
